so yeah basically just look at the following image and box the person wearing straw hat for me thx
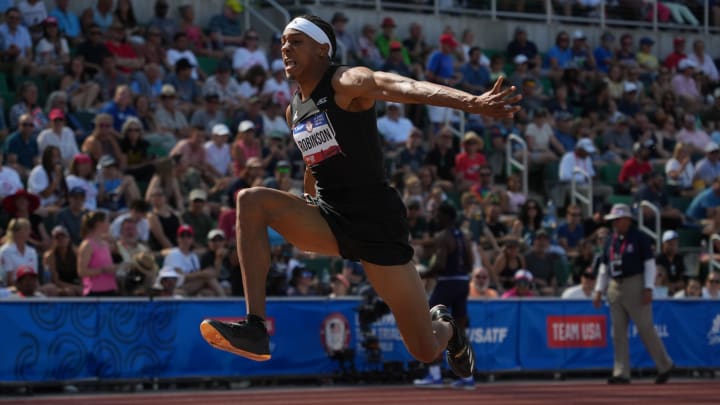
[593,203,673,384]
[201,14,521,379]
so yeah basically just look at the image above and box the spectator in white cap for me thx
[154,84,190,148]
[677,113,711,154]
[205,124,233,177]
[508,54,534,89]
[232,119,262,176]
[153,266,182,298]
[501,269,534,298]
[618,81,640,117]
[558,137,611,203]
[261,59,292,107]
[665,142,695,196]
[569,29,595,71]
[181,189,214,251]
[655,230,686,296]
[377,102,414,149]
[200,229,231,296]
[671,58,702,108]
[693,141,720,188]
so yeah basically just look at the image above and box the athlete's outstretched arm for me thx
[334,67,521,118]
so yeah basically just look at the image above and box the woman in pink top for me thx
[77,211,118,296]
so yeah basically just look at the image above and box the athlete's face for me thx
[281,30,328,81]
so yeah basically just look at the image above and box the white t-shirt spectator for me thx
[27,165,58,207]
[109,212,150,242]
[166,48,199,79]
[561,284,592,299]
[525,122,554,152]
[559,151,595,184]
[665,157,695,189]
[204,140,232,177]
[162,247,200,287]
[232,47,269,75]
[237,81,259,99]
[0,24,33,58]
[261,78,292,106]
[377,115,414,144]
[0,166,23,199]
[65,174,98,210]
[0,242,38,283]
[202,75,243,104]
[17,0,47,27]
[262,113,289,138]
[688,53,719,82]
[37,127,79,166]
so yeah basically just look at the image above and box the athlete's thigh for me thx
[361,261,436,347]
[245,188,339,257]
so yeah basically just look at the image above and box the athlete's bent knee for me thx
[236,188,267,216]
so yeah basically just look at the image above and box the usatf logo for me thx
[320,313,350,354]
[708,314,720,346]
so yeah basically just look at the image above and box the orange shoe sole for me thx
[200,320,272,362]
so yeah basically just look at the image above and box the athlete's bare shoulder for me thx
[331,65,376,111]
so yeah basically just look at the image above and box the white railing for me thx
[299,0,718,33]
[244,0,291,37]
[638,200,661,252]
[570,167,592,217]
[710,233,720,272]
[506,133,528,196]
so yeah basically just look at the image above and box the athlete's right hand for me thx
[592,292,602,309]
[474,76,522,119]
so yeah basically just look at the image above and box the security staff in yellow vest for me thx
[593,203,673,384]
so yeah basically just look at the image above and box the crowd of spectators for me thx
[0,0,719,301]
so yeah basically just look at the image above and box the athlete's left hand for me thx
[475,76,522,119]
[642,289,653,306]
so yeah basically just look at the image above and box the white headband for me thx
[284,17,333,58]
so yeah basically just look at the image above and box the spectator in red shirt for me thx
[455,131,487,191]
[104,20,143,74]
[663,36,687,71]
[618,141,652,194]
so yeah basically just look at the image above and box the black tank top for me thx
[149,211,180,251]
[54,247,79,284]
[442,227,468,277]
[290,65,386,194]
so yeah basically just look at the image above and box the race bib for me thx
[292,112,343,166]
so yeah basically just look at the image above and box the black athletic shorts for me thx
[305,185,414,266]
[429,279,470,320]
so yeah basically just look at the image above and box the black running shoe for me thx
[200,316,271,361]
[430,304,475,378]
[607,376,631,384]
[655,364,673,384]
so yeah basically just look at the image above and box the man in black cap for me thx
[593,203,673,384]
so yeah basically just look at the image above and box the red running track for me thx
[1,381,717,405]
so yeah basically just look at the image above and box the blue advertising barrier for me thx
[1,298,719,382]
